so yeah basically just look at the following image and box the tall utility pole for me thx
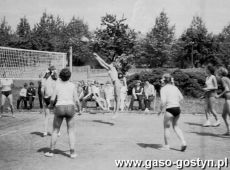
[69,46,73,81]
[191,41,194,68]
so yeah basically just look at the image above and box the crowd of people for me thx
[77,79,156,112]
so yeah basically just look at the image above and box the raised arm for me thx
[93,53,110,70]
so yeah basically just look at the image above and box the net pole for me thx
[69,46,73,81]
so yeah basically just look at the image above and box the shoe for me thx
[213,120,221,127]
[44,152,54,157]
[222,132,230,136]
[43,132,48,137]
[203,120,211,127]
[58,132,61,137]
[159,145,170,151]
[145,108,149,112]
[70,153,77,159]
[181,145,187,152]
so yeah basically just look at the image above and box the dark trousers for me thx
[144,95,155,110]
[38,93,43,109]
[129,95,145,110]
[17,96,27,109]
[27,96,35,109]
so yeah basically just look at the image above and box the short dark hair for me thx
[59,68,71,81]
[206,65,215,75]
[24,83,28,87]
[217,67,228,77]
[30,82,34,85]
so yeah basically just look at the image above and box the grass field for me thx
[0,95,229,170]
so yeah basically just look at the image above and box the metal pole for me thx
[191,42,194,68]
[69,46,73,81]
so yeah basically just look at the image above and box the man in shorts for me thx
[93,53,121,115]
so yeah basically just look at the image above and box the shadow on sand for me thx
[30,132,51,137]
[37,147,70,158]
[92,120,114,126]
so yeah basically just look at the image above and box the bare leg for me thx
[45,114,63,157]
[44,107,50,136]
[163,112,173,147]
[172,115,186,146]
[50,115,63,150]
[1,94,6,116]
[209,97,219,121]
[8,94,14,117]
[66,116,76,157]
[222,101,230,134]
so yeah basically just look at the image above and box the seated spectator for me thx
[129,80,145,111]
[91,81,106,110]
[103,81,114,110]
[27,82,36,110]
[144,80,156,112]
[17,83,28,109]
[80,81,93,111]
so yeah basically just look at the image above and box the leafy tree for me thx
[9,17,33,49]
[143,11,175,67]
[0,17,12,46]
[63,17,92,66]
[94,14,136,73]
[174,16,220,68]
[31,12,65,51]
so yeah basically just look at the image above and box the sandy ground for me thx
[0,110,230,170]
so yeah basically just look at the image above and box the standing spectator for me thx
[27,82,36,110]
[129,80,145,111]
[144,81,156,112]
[103,81,114,110]
[17,83,28,109]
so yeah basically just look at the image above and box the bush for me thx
[127,68,206,98]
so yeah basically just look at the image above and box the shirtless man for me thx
[93,53,121,114]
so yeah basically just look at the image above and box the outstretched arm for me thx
[93,53,110,70]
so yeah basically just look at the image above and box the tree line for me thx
[1,11,230,73]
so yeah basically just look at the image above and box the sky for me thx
[0,0,230,37]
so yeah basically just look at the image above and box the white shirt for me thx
[205,75,218,90]
[52,81,78,106]
[91,85,100,96]
[160,84,183,108]
[144,84,155,97]
[0,79,13,91]
[19,88,27,97]
[41,76,57,98]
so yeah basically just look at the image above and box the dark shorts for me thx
[205,90,217,98]
[2,91,12,97]
[166,107,181,117]
[54,105,75,119]
[224,92,230,100]
[44,97,57,107]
